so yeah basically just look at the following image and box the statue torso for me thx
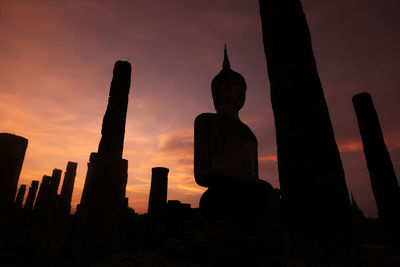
[194,113,259,187]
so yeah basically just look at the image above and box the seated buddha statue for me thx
[194,47,279,220]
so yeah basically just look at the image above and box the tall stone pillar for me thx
[59,162,77,214]
[352,92,400,246]
[34,175,51,211]
[259,0,352,247]
[14,184,26,209]
[78,61,131,258]
[0,133,28,210]
[148,167,169,215]
[24,180,39,210]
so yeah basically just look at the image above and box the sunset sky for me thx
[0,0,399,217]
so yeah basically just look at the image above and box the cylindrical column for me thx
[24,180,39,210]
[14,184,26,209]
[352,92,400,246]
[97,61,131,159]
[0,133,28,210]
[60,162,77,214]
[259,0,351,236]
[34,175,51,211]
[49,169,62,198]
[148,167,169,215]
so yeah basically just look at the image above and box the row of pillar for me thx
[12,162,77,214]
[259,0,399,253]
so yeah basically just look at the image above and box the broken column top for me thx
[66,161,78,173]
[352,92,375,111]
[0,133,28,144]
[98,61,132,159]
[152,167,169,175]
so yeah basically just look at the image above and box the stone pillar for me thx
[49,169,62,199]
[148,167,169,215]
[259,0,352,249]
[78,61,131,258]
[34,175,51,211]
[24,180,39,210]
[352,92,400,246]
[0,133,28,210]
[14,184,26,209]
[59,162,77,214]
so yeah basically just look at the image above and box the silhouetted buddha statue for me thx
[194,47,279,219]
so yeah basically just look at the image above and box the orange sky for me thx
[1,0,399,216]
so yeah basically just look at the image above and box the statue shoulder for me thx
[195,113,218,128]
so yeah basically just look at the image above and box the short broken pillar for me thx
[49,169,62,198]
[148,167,169,216]
[34,175,51,211]
[24,180,39,210]
[59,162,77,214]
[0,133,28,211]
[352,92,400,246]
[14,184,26,209]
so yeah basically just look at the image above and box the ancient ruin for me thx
[0,133,28,211]
[78,61,131,257]
[259,0,352,239]
[24,180,39,210]
[14,184,26,209]
[48,169,62,208]
[148,167,169,215]
[353,92,400,246]
[59,162,77,214]
[194,47,278,219]
[34,175,51,211]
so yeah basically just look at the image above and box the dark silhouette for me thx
[48,169,62,200]
[148,167,169,215]
[14,184,26,209]
[352,92,400,247]
[78,60,131,259]
[59,162,77,214]
[34,175,51,211]
[351,193,365,220]
[194,47,279,220]
[259,0,353,261]
[24,180,39,210]
[0,133,28,211]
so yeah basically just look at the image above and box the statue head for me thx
[211,46,247,118]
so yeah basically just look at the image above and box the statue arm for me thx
[194,114,214,187]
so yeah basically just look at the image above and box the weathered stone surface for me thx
[352,92,400,246]
[194,48,278,220]
[24,180,39,210]
[259,0,352,236]
[0,133,28,210]
[14,184,26,209]
[148,167,169,215]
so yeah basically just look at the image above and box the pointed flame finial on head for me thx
[223,44,231,70]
